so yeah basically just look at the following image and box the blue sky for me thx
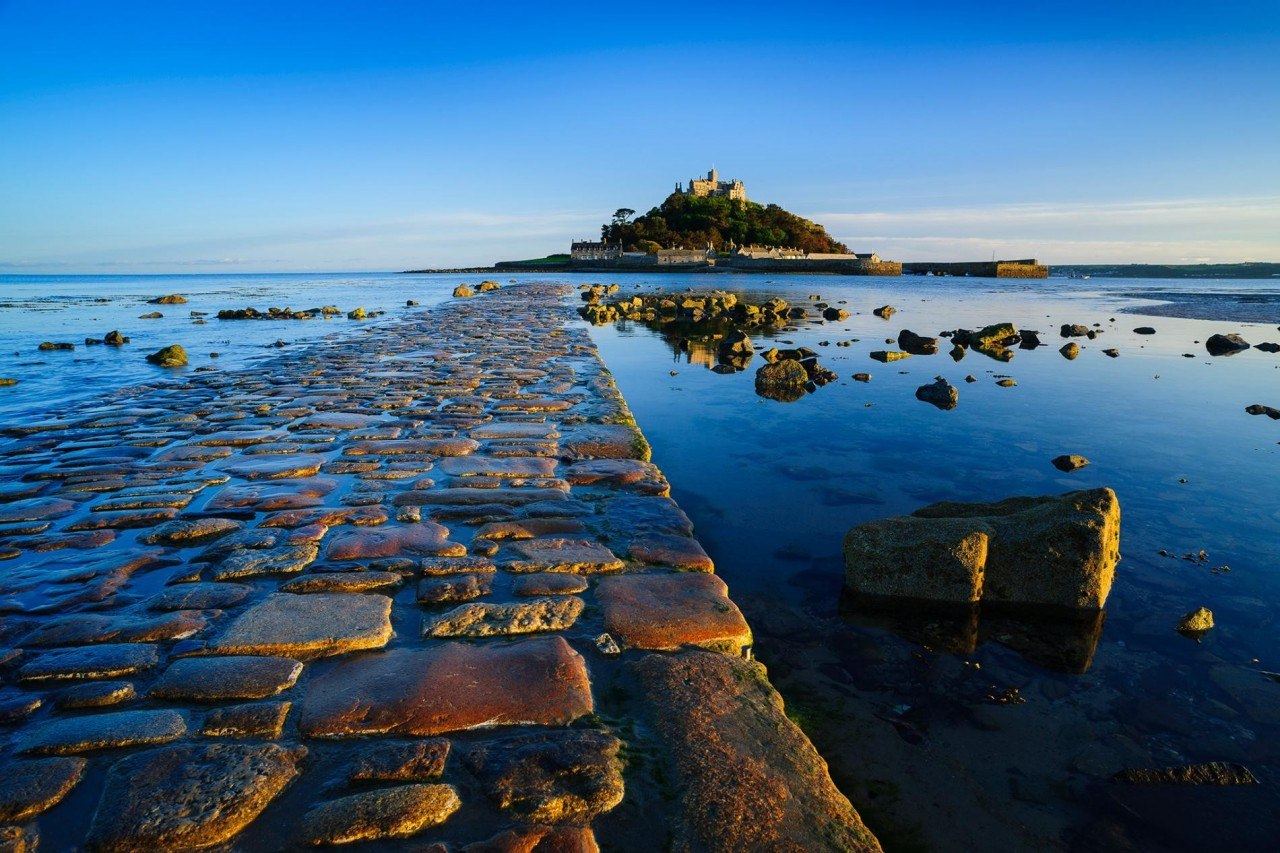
[1,1,1278,271]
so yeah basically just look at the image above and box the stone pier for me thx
[0,283,880,851]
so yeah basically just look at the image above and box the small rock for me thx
[148,294,187,304]
[1052,454,1090,472]
[915,377,958,410]
[453,284,475,298]
[1176,607,1214,635]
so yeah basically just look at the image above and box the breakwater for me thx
[902,259,1049,278]
[0,283,880,850]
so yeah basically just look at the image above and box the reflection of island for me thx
[840,593,1105,674]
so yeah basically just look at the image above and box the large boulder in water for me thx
[145,345,187,368]
[1205,333,1250,356]
[754,360,808,402]
[913,487,1120,610]
[843,516,990,603]
[453,284,474,298]
[843,488,1120,611]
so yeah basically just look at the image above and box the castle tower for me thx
[708,168,718,183]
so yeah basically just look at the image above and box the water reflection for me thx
[840,593,1106,674]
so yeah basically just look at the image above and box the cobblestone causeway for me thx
[0,283,880,851]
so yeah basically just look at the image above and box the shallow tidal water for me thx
[2,270,1278,851]
[581,272,1280,852]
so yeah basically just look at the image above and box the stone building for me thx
[570,240,623,261]
[678,168,746,201]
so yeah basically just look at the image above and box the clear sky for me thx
[1,0,1278,271]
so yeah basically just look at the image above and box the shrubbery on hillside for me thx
[601,193,848,253]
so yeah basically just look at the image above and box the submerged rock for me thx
[1112,762,1255,786]
[1245,404,1280,419]
[873,305,896,319]
[1060,342,1080,360]
[754,359,809,402]
[148,294,187,304]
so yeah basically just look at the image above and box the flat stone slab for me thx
[463,731,624,826]
[18,611,208,647]
[202,701,291,739]
[211,544,319,580]
[349,740,450,783]
[140,516,242,546]
[299,784,461,845]
[146,582,252,611]
[628,533,715,571]
[326,522,464,560]
[0,757,87,822]
[438,456,558,478]
[291,413,384,431]
[206,478,338,511]
[423,597,584,638]
[56,681,137,709]
[394,487,568,507]
[512,574,590,596]
[632,650,882,852]
[0,497,76,524]
[299,636,593,737]
[469,422,560,440]
[18,709,187,755]
[417,574,491,605]
[596,573,752,653]
[506,537,623,574]
[19,643,159,682]
[564,459,669,495]
[220,453,327,480]
[473,518,587,540]
[281,571,403,593]
[148,655,303,701]
[208,593,392,659]
[344,438,479,457]
[86,743,304,852]
[560,424,648,460]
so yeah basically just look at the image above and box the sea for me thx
[2,270,1278,851]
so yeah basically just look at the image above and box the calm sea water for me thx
[2,271,1278,850]
[583,272,1280,852]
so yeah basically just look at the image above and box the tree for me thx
[601,193,848,254]
[611,208,635,227]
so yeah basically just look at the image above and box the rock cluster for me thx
[217,306,345,320]
[844,488,1121,610]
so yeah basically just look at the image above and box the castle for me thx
[677,168,746,201]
